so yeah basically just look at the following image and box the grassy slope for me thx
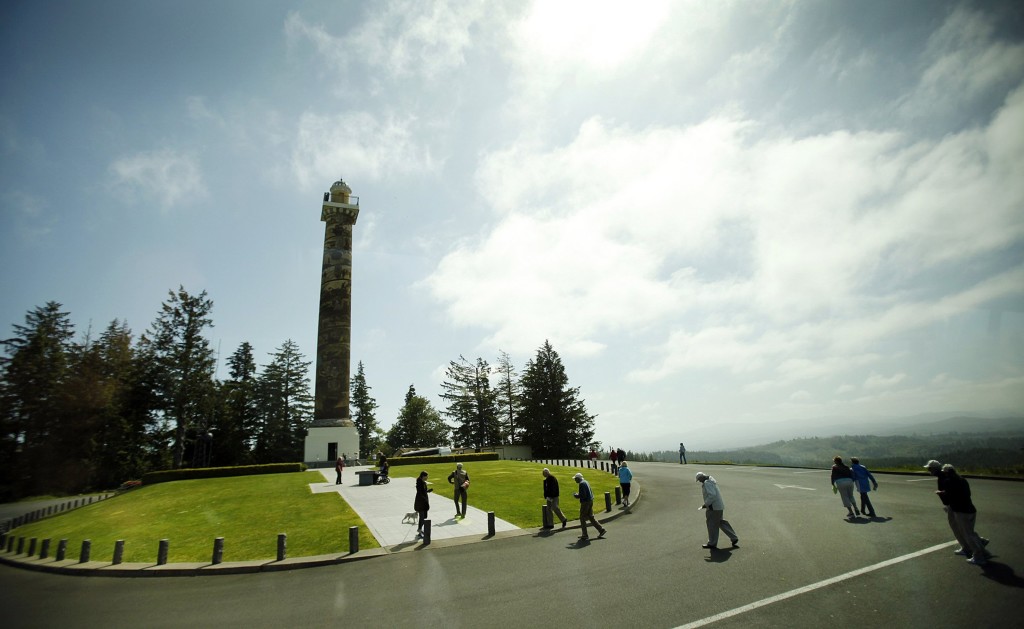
[388,460,621,525]
[8,462,622,563]
[10,471,377,563]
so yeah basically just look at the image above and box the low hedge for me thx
[387,452,500,467]
[141,462,307,485]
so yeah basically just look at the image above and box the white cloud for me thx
[285,1,491,82]
[427,81,1024,383]
[899,7,1024,124]
[108,149,206,211]
[290,111,440,191]
[863,372,906,390]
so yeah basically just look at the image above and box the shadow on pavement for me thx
[979,561,1024,588]
[704,548,735,563]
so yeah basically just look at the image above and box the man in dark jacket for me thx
[542,468,568,528]
[939,464,991,565]
[925,459,972,557]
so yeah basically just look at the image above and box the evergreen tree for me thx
[440,355,500,450]
[0,302,75,497]
[217,342,259,465]
[254,339,312,463]
[518,340,596,458]
[140,287,217,469]
[57,320,145,493]
[494,350,522,444]
[387,385,450,450]
[349,360,380,458]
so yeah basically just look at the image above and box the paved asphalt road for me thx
[2,462,1021,628]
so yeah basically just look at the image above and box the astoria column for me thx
[305,178,360,463]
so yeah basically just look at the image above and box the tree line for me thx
[0,289,595,500]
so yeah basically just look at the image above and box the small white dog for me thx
[402,512,418,524]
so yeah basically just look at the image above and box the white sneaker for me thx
[953,547,968,555]
[967,556,988,565]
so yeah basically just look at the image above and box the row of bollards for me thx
[532,459,619,475]
[0,493,115,534]
[0,527,364,566]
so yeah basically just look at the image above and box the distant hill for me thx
[648,415,1024,475]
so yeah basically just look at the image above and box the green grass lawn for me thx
[8,471,377,563]
[387,460,621,527]
[7,461,623,563]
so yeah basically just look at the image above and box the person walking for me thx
[850,457,878,517]
[618,461,633,508]
[447,462,470,518]
[679,443,687,465]
[609,448,618,475]
[542,468,568,529]
[939,464,992,565]
[696,472,739,549]
[335,456,344,485]
[414,470,433,539]
[572,472,606,540]
[925,459,974,556]
[831,456,859,518]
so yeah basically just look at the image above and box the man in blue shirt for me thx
[573,472,606,540]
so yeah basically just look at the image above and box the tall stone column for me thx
[306,178,360,464]
[313,178,359,427]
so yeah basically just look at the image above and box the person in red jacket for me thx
[335,456,344,485]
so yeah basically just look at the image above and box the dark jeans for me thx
[453,487,467,515]
[858,492,875,516]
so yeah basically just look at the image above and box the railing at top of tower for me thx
[325,195,359,207]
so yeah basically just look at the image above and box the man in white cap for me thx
[696,472,739,549]
[573,472,606,540]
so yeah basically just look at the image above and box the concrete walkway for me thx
[311,466,519,546]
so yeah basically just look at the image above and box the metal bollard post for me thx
[28,538,37,556]
[423,519,431,544]
[16,537,24,554]
[113,540,124,565]
[157,539,169,565]
[212,537,224,564]
[277,534,287,561]
[488,511,496,536]
[56,539,68,561]
[604,491,612,513]
[348,526,359,554]
[615,486,622,505]
[542,504,551,529]
[40,539,50,559]
[79,539,91,563]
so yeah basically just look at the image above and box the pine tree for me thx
[494,350,522,444]
[140,287,217,469]
[0,302,75,497]
[349,361,380,458]
[218,342,259,465]
[254,339,312,463]
[441,355,500,450]
[387,385,450,450]
[518,340,596,458]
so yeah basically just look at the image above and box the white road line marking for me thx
[672,541,957,629]
[773,484,816,491]
[792,470,828,474]
[905,478,934,482]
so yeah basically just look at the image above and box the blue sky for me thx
[2,1,1022,450]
